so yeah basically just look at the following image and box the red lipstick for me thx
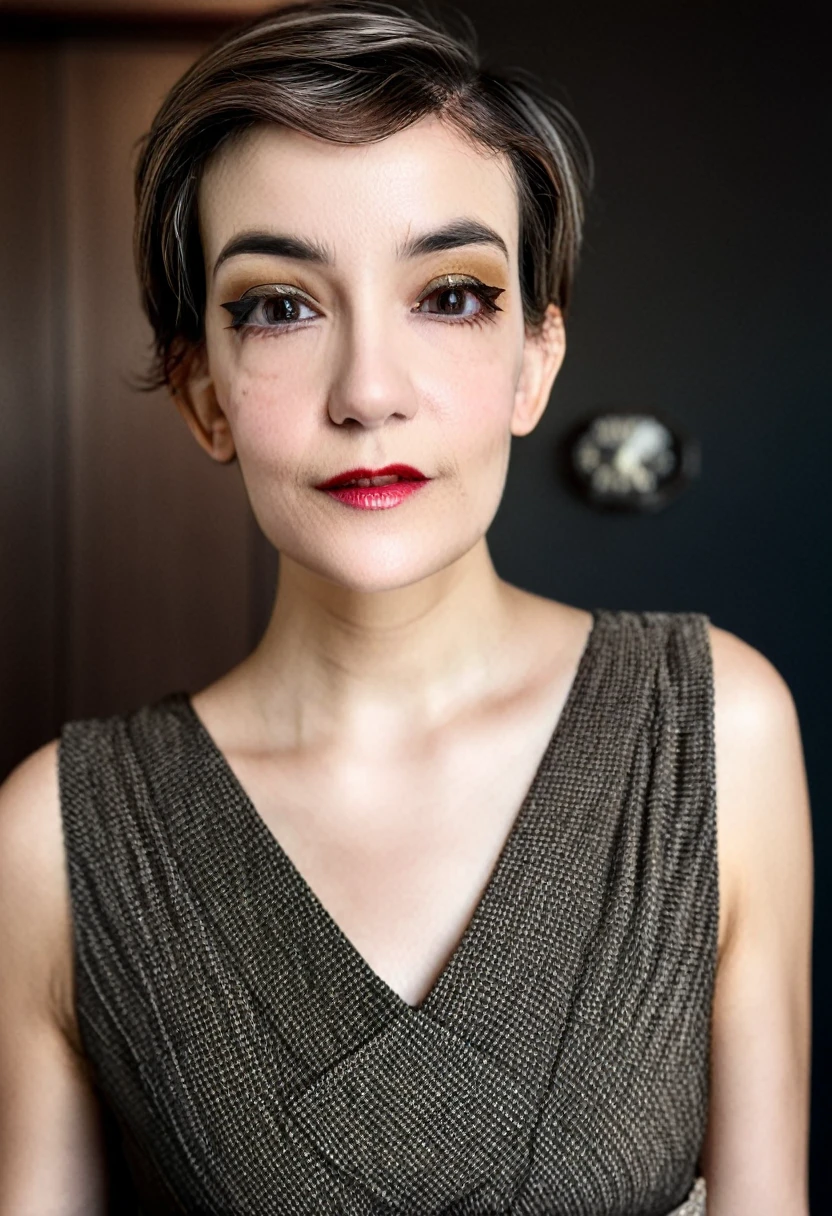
[314,463,430,511]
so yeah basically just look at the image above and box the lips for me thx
[314,463,428,490]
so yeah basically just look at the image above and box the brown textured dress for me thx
[58,608,717,1214]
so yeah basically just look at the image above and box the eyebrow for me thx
[396,219,509,261]
[212,218,509,280]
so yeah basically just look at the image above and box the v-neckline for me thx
[177,607,603,1016]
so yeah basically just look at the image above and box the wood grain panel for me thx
[0,46,60,777]
[0,0,270,11]
[62,41,258,719]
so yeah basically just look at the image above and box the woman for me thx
[0,2,812,1213]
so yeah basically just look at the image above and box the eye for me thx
[220,287,319,331]
[413,275,504,323]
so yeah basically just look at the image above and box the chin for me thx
[281,529,483,595]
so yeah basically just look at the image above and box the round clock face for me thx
[561,410,699,512]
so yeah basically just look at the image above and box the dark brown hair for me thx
[134,0,593,391]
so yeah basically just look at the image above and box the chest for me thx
[61,610,719,1214]
[219,688,570,1007]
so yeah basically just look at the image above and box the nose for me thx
[326,305,418,429]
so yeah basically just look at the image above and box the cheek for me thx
[210,309,523,485]
[219,362,319,479]
[416,338,519,466]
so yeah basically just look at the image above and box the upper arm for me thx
[0,742,109,1216]
[701,625,813,1215]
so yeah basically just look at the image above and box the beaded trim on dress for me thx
[669,1176,707,1215]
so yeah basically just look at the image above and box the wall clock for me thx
[559,409,700,513]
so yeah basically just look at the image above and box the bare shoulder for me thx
[708,623,812,939]
[708,623,810,845]
[700,624,812,1207]
[0,741,75,1038]
[708,622,801,738]
[505,587,595,667]
[0,743,109,1212]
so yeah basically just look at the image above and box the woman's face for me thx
[190,116,563,593]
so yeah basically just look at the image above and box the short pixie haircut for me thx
[134,0,593,391]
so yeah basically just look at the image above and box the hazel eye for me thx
[221,289,318,330]
[413,277,504,323]
[258,295,316,325]
[418,285,480,316]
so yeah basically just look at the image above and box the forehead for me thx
[198,115,520,267]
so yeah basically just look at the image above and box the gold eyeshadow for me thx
[216,250,512,339]
[411,252,510,288]
[215,251,510,300]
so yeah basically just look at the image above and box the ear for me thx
[169,342,236,464]
[510,303,566,437]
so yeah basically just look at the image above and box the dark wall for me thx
[449,0,829,1198]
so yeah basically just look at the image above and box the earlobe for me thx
[510,304,566,437]
[169,344,236,464]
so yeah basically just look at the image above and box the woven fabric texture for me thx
[58,608,717,1215]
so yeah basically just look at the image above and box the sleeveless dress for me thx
[58,608,717,1215]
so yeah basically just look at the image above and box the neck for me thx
[239,538,522,747]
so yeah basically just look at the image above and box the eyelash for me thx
[220,275,505,337]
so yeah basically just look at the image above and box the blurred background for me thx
[0,0,828,1199]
